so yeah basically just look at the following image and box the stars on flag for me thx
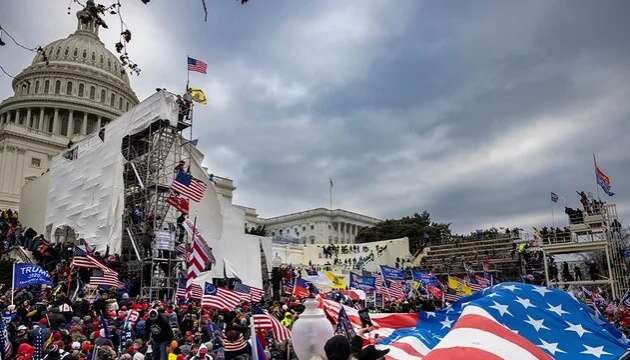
[538,339,566,355]
[524,315,550,332]
[515,296,536,309]
[580,344,612,358]
[547,303,569,317]
[440,316,454,329]
[532,286,552,297]
[489,301,512,317]
[564,321,591,338]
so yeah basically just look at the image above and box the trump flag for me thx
[13,263,52,289]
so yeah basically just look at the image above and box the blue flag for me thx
[13,263,52,289]
[380,265,405,281]
[349,272,376,291]
[412,271,440,287]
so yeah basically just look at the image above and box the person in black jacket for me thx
[144,309,173,360]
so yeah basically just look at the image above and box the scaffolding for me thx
[120,110,192,300]
[541,202,629,298]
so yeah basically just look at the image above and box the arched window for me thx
[34,81,40,94]
[21,83,28,95]
[82,49,87,59]
[66,81,73,95]
[110,94,115,106]
[73,48,78,57]
[107,59,111,69]
[118,97,123,110]
[54,80,61,94]
[91,52,96,61]
[100,55,104,65]
[56,47,61,57]
[44,80,50,94]
[101,90,106,103]
[78,83,84,97]
[64,47,69,57]
[89,86,95,100]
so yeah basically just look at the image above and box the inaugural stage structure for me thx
[540,199,629,298]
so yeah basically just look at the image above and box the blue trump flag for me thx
[12,263,52,289]
[412,270,440,287]
[349,272,376,291]
[380,265,405,281]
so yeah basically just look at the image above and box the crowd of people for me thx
[1,209,415,360]
[2,198,630,360]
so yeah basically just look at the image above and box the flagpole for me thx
[186,55,190,91]
[593,153,601,201]
[329,178,333,210]
[11,262,15,306]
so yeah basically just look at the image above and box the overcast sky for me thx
[1,1,629,233]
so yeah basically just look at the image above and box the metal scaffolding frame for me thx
[541,203,628,298]
[120,111,192,300]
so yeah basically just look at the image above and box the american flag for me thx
[233,283,265,303]
[171,170,207,202]
[71,246,111,272]
[444,292,462,302]
[201,283,241,310]
[187,56,207,74]
[253,313,291,342]
[0,317,12,359]
[377,277,405,301]
[468,282,484,292]
[475,274,492,288]
[377,283,630,360]
[190,283,203,300]
[176,277,188,299]
[185,220,212,296]
[89,270,123,288]
[319,297,418,341]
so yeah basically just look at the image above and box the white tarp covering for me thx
[45,91,179,253]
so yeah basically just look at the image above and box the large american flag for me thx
[253,313,291,342]
[187,56,207,74]
[201,283,241,310]
[171,170,207,202]
[233,283,265,303]
[377,283,630,359]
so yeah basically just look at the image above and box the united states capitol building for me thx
[0,5,138,209]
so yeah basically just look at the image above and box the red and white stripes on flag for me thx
[253,314,291,342]
[189,283,203,300]
[201,288,241,310]
[72,246,111,272]
[422,306,552,360]
[89,270,123,288]
[375,274,405,301]
[445,293,462,302]
[319,297,419,343]
[171,170,207,202]
[184,220,213,296]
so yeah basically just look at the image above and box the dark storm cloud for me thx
[1,0,629,233]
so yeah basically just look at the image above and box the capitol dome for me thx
[0,1,139,144]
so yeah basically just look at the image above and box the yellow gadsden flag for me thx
[188,88,207,105]
[323,271,347,289]
[448,276,472,296]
